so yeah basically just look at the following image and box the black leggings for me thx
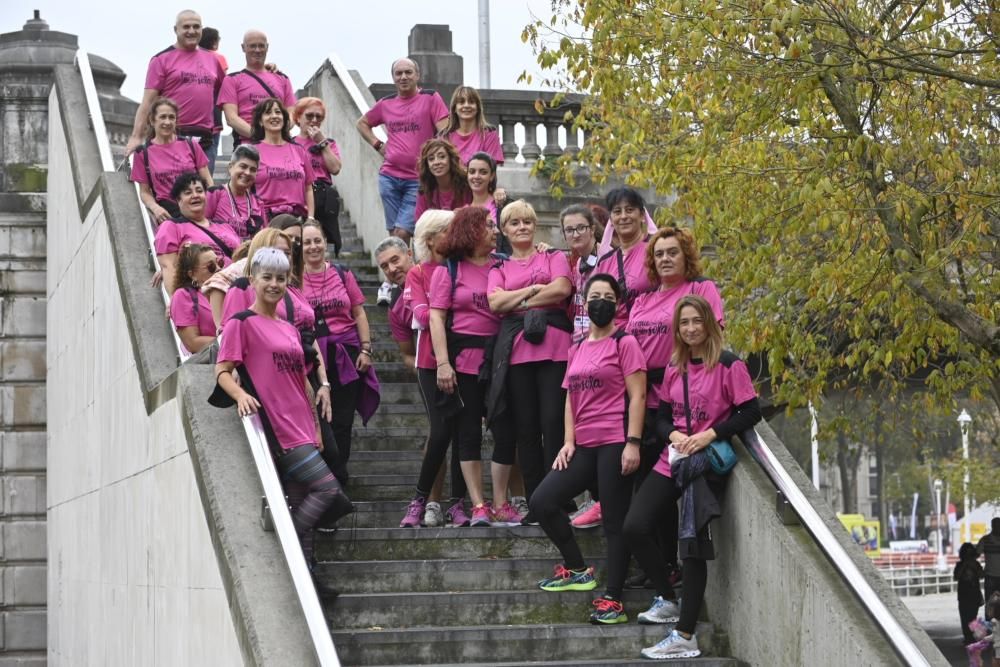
[325,347,361,484]
[507,361,566,501]
[277,444,343,563]
[529,443,633,599]
[415,370,515,496]
[624,471,706,635]
[633,408,678,566]
[416,368,466,501]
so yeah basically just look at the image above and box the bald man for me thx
[357,57,449,243]
[217,30,296,146]
[126,10,226,171]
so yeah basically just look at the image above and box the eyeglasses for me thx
[303,113,323,121]
[563,224,591,237]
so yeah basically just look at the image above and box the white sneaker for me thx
[640,630,700,660]
[638,596,681,624]
[511,496,529,519]
[422,501,444,527]
[376,281,392,307]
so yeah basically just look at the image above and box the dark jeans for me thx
[529,443,633,599]
[416,368,467,501]
[624,470,705,635]
[506,361,566,501]
[277,444,342,563]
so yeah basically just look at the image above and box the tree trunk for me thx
[836,431,860,514]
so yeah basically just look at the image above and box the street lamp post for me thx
[934,479,946,571]
[958,409,972,543]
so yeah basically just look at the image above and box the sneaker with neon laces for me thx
[638,595,681,624]
[640,629,701,659]
[422,501,444,527]
[571,500,603,528]
[399,496,426,528]
[491,501,523,525]
[470,503,492,527]
[537,564,597,592]
[590,594,629,624]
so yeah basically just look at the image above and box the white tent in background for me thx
[954,502,1000,546]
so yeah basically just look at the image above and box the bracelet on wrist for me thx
[626,436,642,445]
[437,361,449,367]
[372,139,384,151]
[360,349,371,356]
[320,381,331,387]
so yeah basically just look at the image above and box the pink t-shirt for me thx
[217,69,296,125]
[446,128,504,166]
[594,238,654,327]
[297,137,342,184]
[487,250,573,364]
[144,46,225,132]
[365,90,449,180]
[253,142,315,213]
[568,252,600,342]
[130,139,208,202]
[414,187,472,224]
[170,286,216,339]
[217,314,315,450]
[653,354,757,477]
[301,264,365,336]
[429,259,499,375]
[389,285,414,344]
[406,261,441,370]
[627,279,725,407]
[221,281,315,333]
[562,333,647,447]
[154,219,239,267]
[204,185,266,240]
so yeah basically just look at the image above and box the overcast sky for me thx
[2,1,557,102]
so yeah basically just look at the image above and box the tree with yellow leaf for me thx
[525,0,1000,412]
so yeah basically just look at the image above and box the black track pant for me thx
[325,347,361,485]
[530,443,633,599]
[632,408,678,566]
[959,597,980,644]
[506,361,567,501]
[277,444,343,563]
[624,470,706,634]
[416,368,466,500]
[415,371,515,496]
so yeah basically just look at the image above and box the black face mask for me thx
[587,298,616,327]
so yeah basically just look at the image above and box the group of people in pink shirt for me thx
[127,13,763,660]
[382,185,761,660]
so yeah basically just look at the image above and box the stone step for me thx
[369,382,424,404]
[350,432,429,451]
[334,622,723,666]
[352,407,429,430]
[318,557,616,593]
[316,526,601,562]
[363,659,734,667]
[326,588,663,629]
[359,361,412,383]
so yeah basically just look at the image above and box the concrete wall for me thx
[705,423,947,666]
[45,81,243,667]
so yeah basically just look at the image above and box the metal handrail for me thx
[75,50,340,666]
[741,428,931,666]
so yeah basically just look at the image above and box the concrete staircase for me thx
[309,207,740,666]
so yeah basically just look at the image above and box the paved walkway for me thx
[902,592,985,666]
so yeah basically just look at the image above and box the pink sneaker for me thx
[470,502,492,527]
[399,496,426,528]
[491,501,524,525]
[446,500,471,527]
[571,501,602,529]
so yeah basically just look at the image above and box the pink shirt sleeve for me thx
[407,264,436,329]
[220,284,251,326]
[345,270,365,307]
[618,335,647,377]
[726,359,757,406]
[169,287,197,327]
[482,129,504,165]
[429,265,452,311]
[192,141,209,170]
[429,92,449,124]
[301,144,316,186]
[548,250,572,283]
[216,317,245,365]
[144,54,166,91]
[281,77,297,109]
[414,192,429,225]
[695,280,725,328]
[217,75,237,108]
[486,263,506,294]
[365,99,384,127]
[154,221,181,255]
[130,149,148,184]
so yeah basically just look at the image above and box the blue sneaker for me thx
[638,595,681,624]
[537,564,597,592]
[641,629,701,659]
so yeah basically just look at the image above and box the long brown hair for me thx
[446,86,494,134]
[173,243,215,292]
[417,138,470,203]
[671,295,723,373]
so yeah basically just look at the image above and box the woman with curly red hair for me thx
[398,206,516,528]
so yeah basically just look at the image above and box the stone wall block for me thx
[1,297,45,337]
[1,475,45,516]
[0,385,45,427]
[0,521,45,561]
[0,610,45,651]
[1,565,45,605]
[0,432,45,472]
[0,341,46,381]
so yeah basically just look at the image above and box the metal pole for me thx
[934,479,946,571]
[808,401,820,489]
[478,0,491,88]
[957,409,972,543]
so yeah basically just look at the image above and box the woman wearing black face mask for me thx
[529,272,647,625]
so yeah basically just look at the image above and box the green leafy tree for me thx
[525,0,1000,412]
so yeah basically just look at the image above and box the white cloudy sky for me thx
[2,0,560,102]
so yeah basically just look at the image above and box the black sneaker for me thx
[624,572,652,589]
[521,511,540,526]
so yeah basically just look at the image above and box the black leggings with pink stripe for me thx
[276,444,343,563]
